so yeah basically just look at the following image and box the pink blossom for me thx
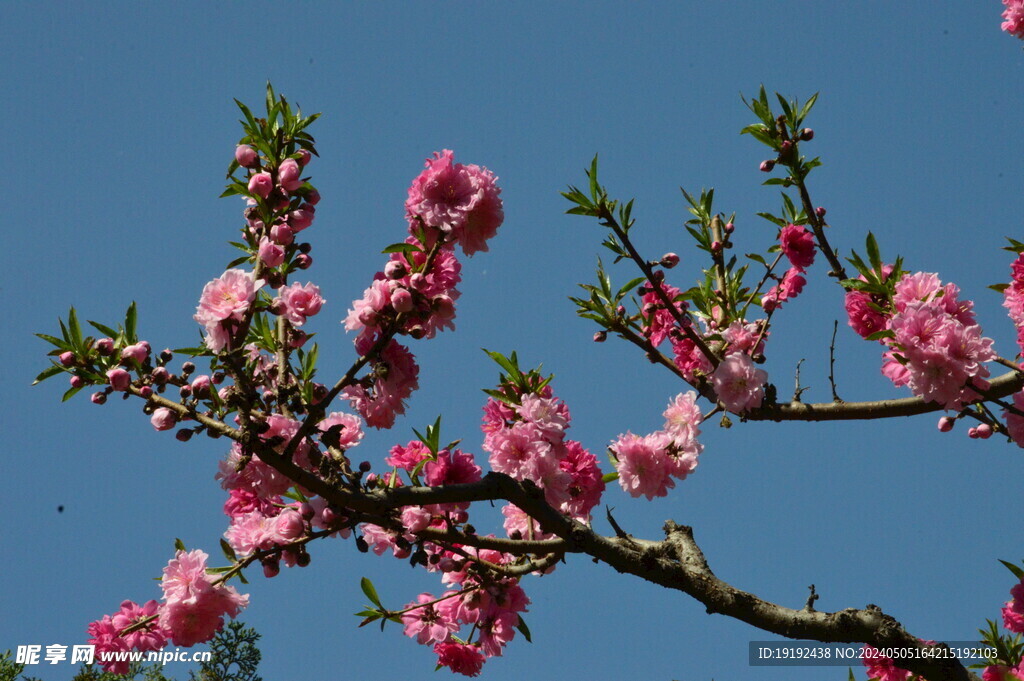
[485,422,555,482]
[318,411,363,449]
[120,341,149,363]
[278,158,303,192]
[844,289,888,339]
[1003,580,1024,633]
[423,449,483,487]
[1004,0,1024,38]
[516,393,570,444]
[235,145,258,167]
[361,523,410,558]
[501,503,552,540]
[641,279,686,347]
[670,335,714,381]
[86,616,132,675]
[109,599,168,653]
[861,645,911,681]
[779,223,815,271]
[404,150,503,256]
[258,237,285,267]
[721,320,766,356]
[433,641,485,677]
[387,440,433,471]
[248,172,272,199]
[612,431,673,500]
[216,443,293,498]
[662,391,703,452]
[288,207,314,231]
[476,609,519,658]
[343,341,420,429]
[1003,392,1024,448]
[107,367,131,391]
[711,352,767,413]
[274,282,324,327]
[762,267,806,311]
[557,440,605,520]
[223,488,279,519]
[401,593,460,645]
[158,550,248,647]
[151,407,177,431]
[194,269,264,352]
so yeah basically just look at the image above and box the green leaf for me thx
[36,333,72,351]
[865,232,882,273]
[382,243,420,255]
[515,615,532,643]
[601,471,620,483]
[360,576,383,608]
[174,538,187,552]
[68,307,83,349]
[865,330,895,342]
[33,364,65,385]
[61,384,83,402]
[172,346,213,357]
[990,283,1011,293]
[220,539,238,563]
[125,302,138,342]
[999,559,1024,581]
[225,255,251,269]
[745,253,767,266]
[615,277,646,301]
[588,154,599,202]
[88,320,119,338]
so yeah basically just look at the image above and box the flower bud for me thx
[724,221,735,234]
[295,253,312,270]
[270,222,294,246]
[968,427,980,439]
[235,145,259,167]
[179,385,192,399]
[96,338,114,356]
[121,341,149,364]
[297,242,312,254]
[593,331,607,343]
[181,362,195,375]
[151,407,178,431]
[306,189,321,205]
[759,160,775,172]
[660,252,680,269]
[296,149,312,166]
[977,423,993,439]
[711,240,723,253]
[151,366,170,385]
[278,158,303,192]
[175,429,193,442]
[262,560,280,579]
[106,368,131,391]
[815,206,827,219]
[248,172,273,199]
[258,238,285,268]
[59,351,75,366]
[91,392,107,405]
[799,128,814,141]
[289,208,314,231]
[191,375,212,398]
[432,295,456,320]
[409,325,426,340]
[139,386,153,399]
[779,140,793,154]
[159,348,173,363]
[384,261,407,280]
[937,416,954,432]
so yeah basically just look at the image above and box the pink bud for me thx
[59,351,75,366]
[151,407,178,431]
[968,427,979,439]
[175,429,193,442]
[815,206,827,219]
[711,241,723,252]
[235,145,259,168]
[96,338,114,356]
[759,160,775,172]
[432,295,455,320]
[593,331,607,343]
[392,288,414,313]
[660,252,680,268]
[191,375,212,397]
[151,366,170,384]
[278,158,303,192]
[295,253,312,269]
[724,221,735,234]
[263,561,280,579]
[139,386,153,399]
[306,189,321,205]
[275,510,306,540]
[289,208,314,232]
[384,261,407,280]
[106,368,131,391]
[321,506,339,527]
[800,128,814,141]
[409,272,426,290]
[937,416,954,432]
[91,392,107,405]
[270,223,294,246]
[289,331,308,349]
[121,341,149,364]
[296,149,312,166]
[248,172,273,199]
[780,140,793,154]
[258,237,286,268]
[977,423,993,439]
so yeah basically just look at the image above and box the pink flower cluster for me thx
[342,340,420,429]
[641,278,688,347]
[881,272,994,410]
[482,386,604,520]
[1003,579,1024,633]
[711,352,768,413]
[400,546,530,676]
[984,663,1024,681]
[159,549,249,646]
[1002,253,1024,354]
[1003,0,1024,38]
[761,223,814,312]
[405,149,504,256]
[194,269,265,352]
[610,391,703,500]
[87,600,168,675]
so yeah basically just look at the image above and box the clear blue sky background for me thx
[2,3,1023,680]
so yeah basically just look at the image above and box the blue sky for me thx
[3,3,1023,680]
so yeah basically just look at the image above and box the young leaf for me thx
[999,559,1024,581]
[33,364,65,385]
[220,539,238,563]
[515,615,533,643]
[174,538,187,552]
[360,576,383,608]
